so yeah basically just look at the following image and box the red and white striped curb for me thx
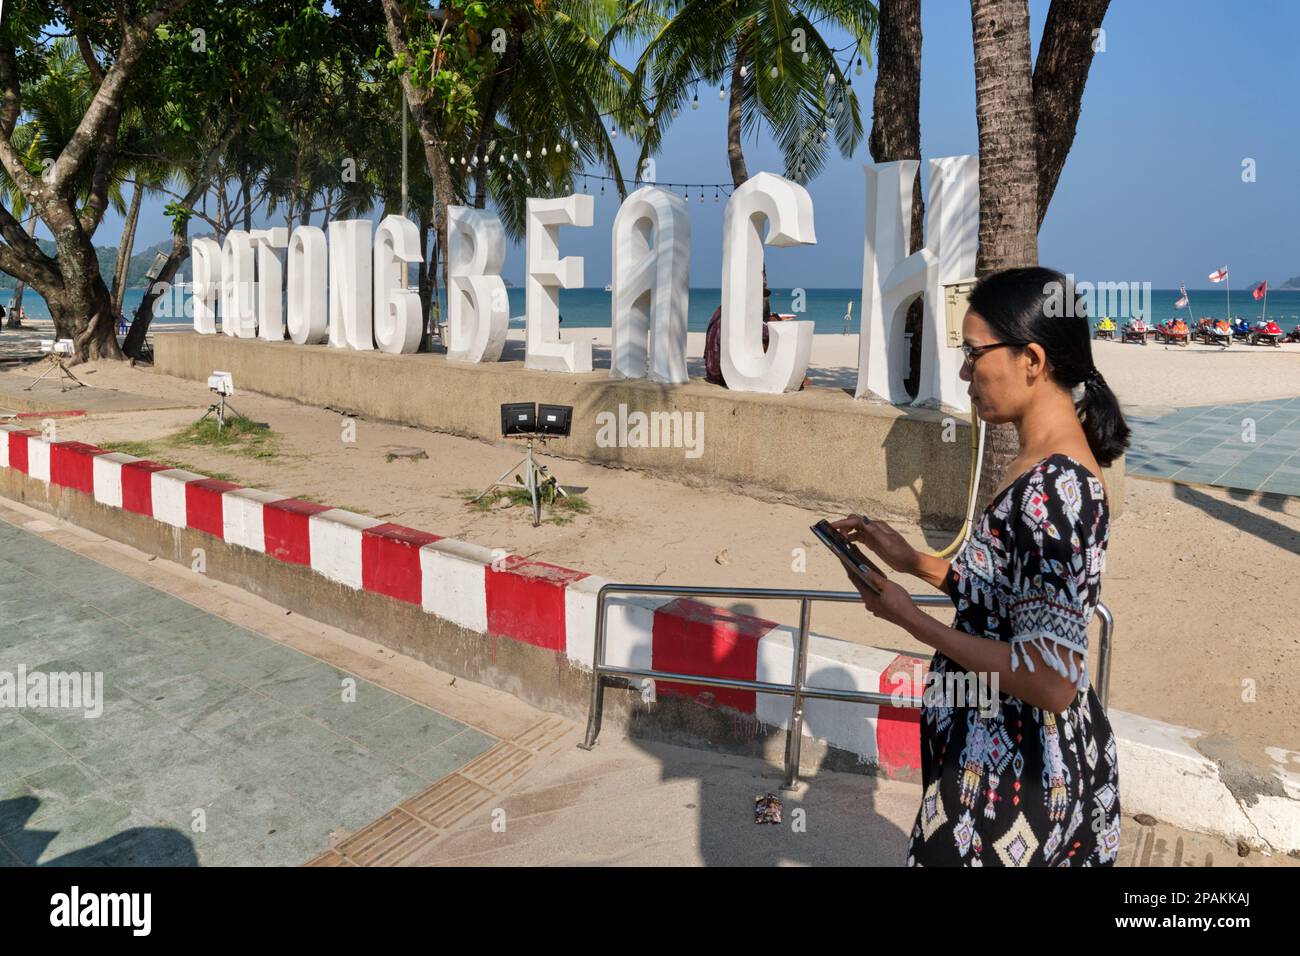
[2,423,1297,852]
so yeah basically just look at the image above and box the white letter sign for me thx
[252,227,288,342]
[447,205,508,364]
[525,194,594,373]
[191,237,222,334]
[372,215,423,354]
[610,186,691,383]
[286,226,328,345]
[328,220,372,350]
[220,230,256,338]
[856,156,977,412]
[720,172,816,393]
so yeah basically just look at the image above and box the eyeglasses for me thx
[960,340,1028,365]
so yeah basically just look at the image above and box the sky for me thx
[65,0,1300,291]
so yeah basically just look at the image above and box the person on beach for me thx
[832,267,1130,866]
[704,283,809,389]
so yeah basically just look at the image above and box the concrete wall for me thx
[156,333,1128,525]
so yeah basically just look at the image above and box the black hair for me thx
[967,267,1131,468]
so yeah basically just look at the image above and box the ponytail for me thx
[1076,371,1130,468]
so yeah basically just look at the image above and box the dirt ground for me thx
[2,354,1299,767]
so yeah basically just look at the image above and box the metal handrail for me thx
[579,583,1114,790]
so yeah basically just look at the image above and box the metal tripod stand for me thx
[24,352,88,392]
[472,436,568,527]
[198,392,245,433]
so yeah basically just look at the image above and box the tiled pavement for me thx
[1125,396,1300,495]
[0,519,497,866]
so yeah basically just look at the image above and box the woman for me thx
[833,267,1129,866]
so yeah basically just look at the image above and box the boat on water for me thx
[603,283,612,292]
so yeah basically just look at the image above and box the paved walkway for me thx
[0,518,495,866]
[1125,396,1300,495]
[1,500,1294,867]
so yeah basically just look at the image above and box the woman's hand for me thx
[830,515,921,576]
[836,556,922,633]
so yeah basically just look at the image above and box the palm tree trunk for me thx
[112,181,144,315]
[726,36,750,188]
[970,0,1039,505]
[471,11,528,208]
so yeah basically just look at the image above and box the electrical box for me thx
[943,278,977,348]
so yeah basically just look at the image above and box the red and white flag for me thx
[1208,267,1229,283]
[1173,282,1189,309]
[1253,281,1268,300]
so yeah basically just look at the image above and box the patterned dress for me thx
[905,454,1121,866]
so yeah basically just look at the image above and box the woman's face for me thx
[959,309,1032,424]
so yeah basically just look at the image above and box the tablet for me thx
[811,519,887,595]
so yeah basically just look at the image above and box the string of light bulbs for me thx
[574,172,736,201]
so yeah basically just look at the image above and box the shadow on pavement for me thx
[1,796,199,867]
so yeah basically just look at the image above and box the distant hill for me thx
[1280,275,1300,290]
[0,237,177,290]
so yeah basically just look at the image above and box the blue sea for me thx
[8,286,1300,335]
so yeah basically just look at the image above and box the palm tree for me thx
[969,0,1111,502]
[614,0,878,190]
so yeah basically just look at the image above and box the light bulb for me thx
[512,152,518,161]
[827,73,836,87]
[526,148,532,159]
[822,129,830,141]
[571,138,577,149]
[541,146,547,156]
[555,142,562,153]
[740,64,748,78]
[672,107,679,118]
[718,85,725,100]
[770,65,778,78]
[855,57,863,76]
[692,95,699,110]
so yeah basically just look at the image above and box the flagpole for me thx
[1225,268,1231,321]
[1261,285,1268,323]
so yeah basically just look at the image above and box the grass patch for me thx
[171,414,280,459]
[99,439,156,458]
[460,485,591,525]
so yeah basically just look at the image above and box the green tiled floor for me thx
[0,520,496,866]
[1125,396,1300,494]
